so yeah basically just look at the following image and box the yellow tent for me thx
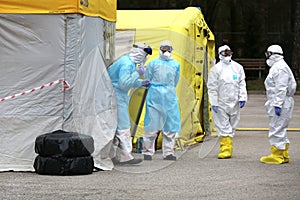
[116,7,217,148]
[0,0,116,22]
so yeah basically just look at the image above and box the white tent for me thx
[0,1,117,171]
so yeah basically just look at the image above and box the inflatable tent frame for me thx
[0,0,117,171]
[116,7,217,148]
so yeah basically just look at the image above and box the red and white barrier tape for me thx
[1,79,70,102]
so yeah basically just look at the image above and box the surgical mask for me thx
[159,50,172,60]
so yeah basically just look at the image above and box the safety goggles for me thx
[265,51,283,59]
[219,49,233,57]
[160,45,173,52]
[133,44,153,55]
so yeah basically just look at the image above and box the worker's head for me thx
[265,44,283,67]
[130,42,152,64]
[265,45,283,59]
[159,40,173,60]
[218,45,233,64]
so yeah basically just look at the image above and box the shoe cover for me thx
[119,158,143,165]
[283,143,290,163]
[260,146,285,164]
[218,136,232,159]
[163,154,176,161]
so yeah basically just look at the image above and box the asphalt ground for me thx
[0,94,299,200]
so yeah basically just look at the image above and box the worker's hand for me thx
[239,101,245,108]
[212,106,218,113]
[136,66,146,75]
[275,106,281,116]
[142,80,151,87]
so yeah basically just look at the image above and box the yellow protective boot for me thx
[260,146,285,164]
[283,143,290,163]
[218,136,232,159]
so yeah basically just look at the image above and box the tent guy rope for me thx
[0,79,70,102]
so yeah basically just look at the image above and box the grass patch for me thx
[246,79,265,91]
[246,79,300,92]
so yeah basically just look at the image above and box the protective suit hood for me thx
[266,44,284,67]
[218,45,231,54]
[129,42,150,64]
[160,40,173,51]
[159,40,173,60]
[218,45,232,64]
[267,44,283,54]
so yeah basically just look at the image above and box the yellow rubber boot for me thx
[283,143,290,163]
[218,136,232,159]
[260,146,285,164]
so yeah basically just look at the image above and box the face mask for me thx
[220,55,232,64]
[129,48,147,64]
[135,55,147,64]
[266,59,275,67]
[159,50,172,60]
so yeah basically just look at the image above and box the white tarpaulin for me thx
[0,14,117,171]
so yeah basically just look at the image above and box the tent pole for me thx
[131,87,148,138]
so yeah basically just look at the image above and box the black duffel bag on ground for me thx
[34,130,95,175]
[35,130,94,157]
[34,155,94,175]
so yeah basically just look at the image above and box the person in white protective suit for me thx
[207,45,247,159]
[260,44,297,164]
[142,40,181,161]
[108,42,152,165]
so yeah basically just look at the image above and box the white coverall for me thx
[207,59,248,137]
[264,56,297,150]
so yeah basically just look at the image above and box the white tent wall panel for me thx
[0,15,65,116]
[0,14,117,171]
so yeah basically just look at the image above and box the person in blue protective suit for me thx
[108,42,152,165]
[142,40,181,161]
[207,45,247,159]
[260,44,297,164]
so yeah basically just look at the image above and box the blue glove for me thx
[212,106,218,113]
[142,80,151,87]
[136,66,145,75]
[275,106,281,116]
[239,101,245,108]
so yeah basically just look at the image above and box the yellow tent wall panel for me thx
[117,7,217,147]
[0,0,116,22]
